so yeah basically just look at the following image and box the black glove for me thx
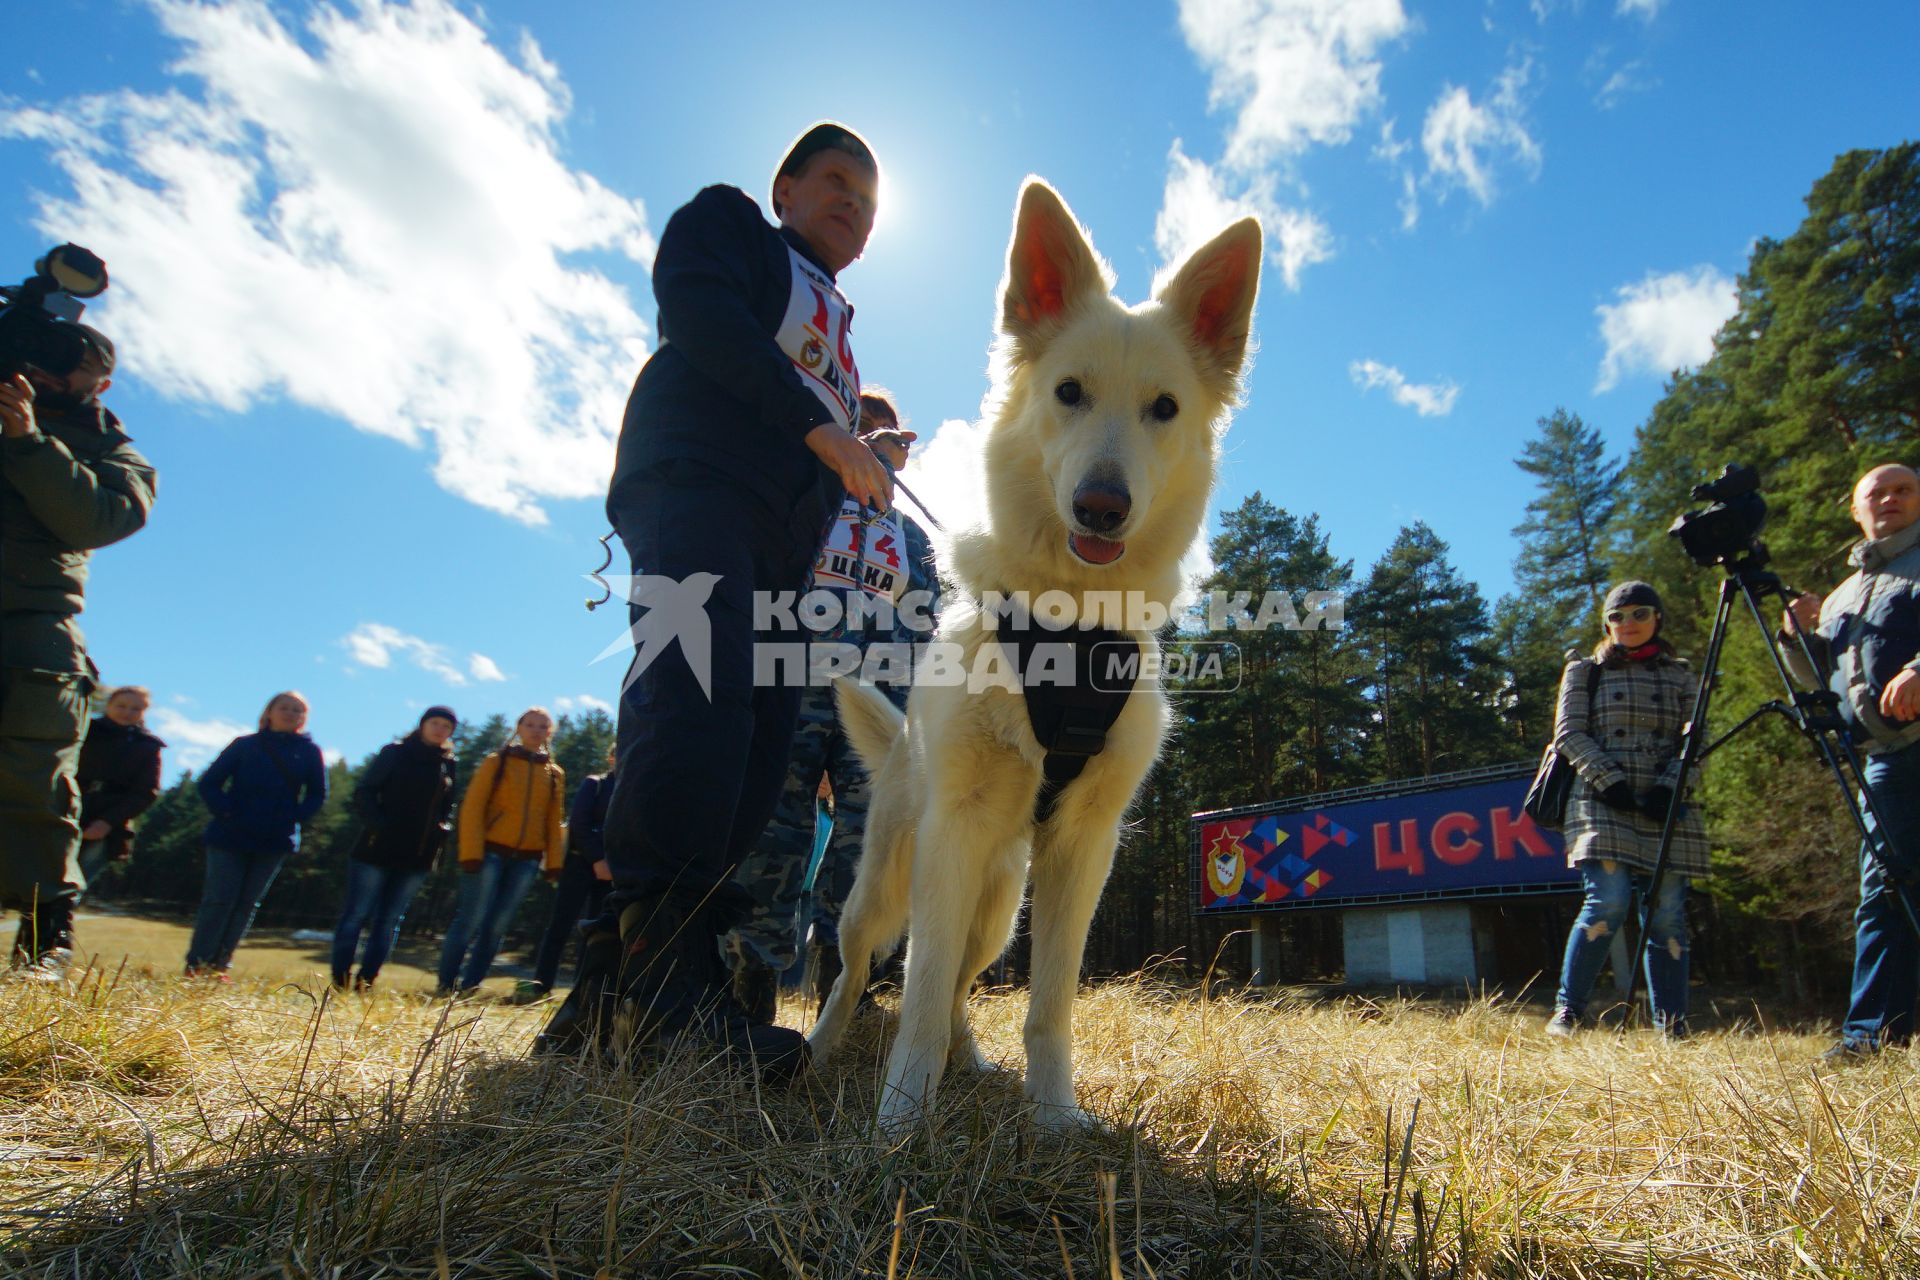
[1598,781,1636,811]
[1638,786,1675,820]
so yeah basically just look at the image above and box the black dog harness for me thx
[993,613,1139,825]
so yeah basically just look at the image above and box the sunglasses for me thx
[1606,605,1657,624]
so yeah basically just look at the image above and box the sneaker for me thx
[13,948,70,984]
[353,975,376,994]
[510,980,550,1005]
[533,896,808,1083]
[1820,1038,1878,1064]
[330,972,350,992]
[1544,1007,1580,1039]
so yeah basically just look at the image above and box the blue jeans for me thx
[1842,745,1920,1048]
[185,846,287,970]
[1557,859,1691,1030]
[436,851,540,991]
[331,861,428,983]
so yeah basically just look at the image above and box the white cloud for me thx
[147,707,251,773]
[340,622,498,686]
[1595,60,1656,109]
[1154,143,1333,292]
[897,417,990,563]
[1157,0,1407,291]
[1178,0,1411,170]
[1617,0,1665,19]
[1349,359,1460,416]
[553,693,614,715]
[0,0,653,524]
[1594,266,1738,392]
[1420,62,1542,208]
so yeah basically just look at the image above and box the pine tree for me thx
[1356,523,1507,778]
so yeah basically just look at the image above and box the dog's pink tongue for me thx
[1070,534,1126,565]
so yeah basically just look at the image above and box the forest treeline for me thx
[113,145,1918,1001]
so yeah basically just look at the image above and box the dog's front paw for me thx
[1031,1101,1104,1133]
[875,1089,929,1138]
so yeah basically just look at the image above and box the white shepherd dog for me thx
[809,179,1261,1132]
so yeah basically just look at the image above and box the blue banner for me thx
[1192,769,1577,913]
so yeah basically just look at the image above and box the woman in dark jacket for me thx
[187,691,328,978]
[75,684,166,891]
[330,706,459,991]
[1547,582,1710,1039]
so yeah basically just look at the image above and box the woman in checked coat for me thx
[1547,580,1711,1038]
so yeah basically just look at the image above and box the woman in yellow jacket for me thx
[435,707,565,996]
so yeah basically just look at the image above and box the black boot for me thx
[534,895,808,1083]
[733,963,778,1027]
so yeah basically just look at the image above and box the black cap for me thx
[74,324,115,372]
[420,705,459,728]
[1604,581,1664,615]
[771,121,877,217]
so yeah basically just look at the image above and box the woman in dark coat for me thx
[188,691,328,978]
[1547,581,1710,1038]
[75,684,166,891]
[330,707,459,991]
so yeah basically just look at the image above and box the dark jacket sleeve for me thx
[651,186,838,442]
[295,743,328,824]
[97,735,163,826]
[567,775,605,862]
[352,744,401,826]
[0,432,155,551]
[197,740,240,818]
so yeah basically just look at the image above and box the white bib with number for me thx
[814,500,907,602]
[775,245,860,432]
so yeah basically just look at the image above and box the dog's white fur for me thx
[808,180,1261,1132]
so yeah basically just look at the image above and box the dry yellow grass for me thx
[1,947,1915,1278]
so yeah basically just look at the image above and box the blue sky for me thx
[3,0,1915,775]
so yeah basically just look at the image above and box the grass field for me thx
[2,915,1917,1277]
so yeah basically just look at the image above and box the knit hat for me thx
[419,705,458,729]
[770,121,877,217]
[1604,581,1664,616]
[74,324,115,372]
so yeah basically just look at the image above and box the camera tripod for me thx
[1619,553,1920,1024]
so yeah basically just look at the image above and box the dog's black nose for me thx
[1073,483,1131,534]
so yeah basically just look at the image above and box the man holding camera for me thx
[536,122,890,1076]
[1781,462,1920,1059]
[0,326,155,977]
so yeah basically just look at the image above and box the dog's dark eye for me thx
[1055,379,1083,407]
[1151,394,1179,422]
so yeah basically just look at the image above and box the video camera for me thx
[1670,463,1769,570]
[0,244,109,383]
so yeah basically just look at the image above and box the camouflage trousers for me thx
[728,678,902,971]
[0,666,91,913]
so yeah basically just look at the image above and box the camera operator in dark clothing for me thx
[0,327,155,976]
[537,122,890,1076]
[1781,463,1920,1060]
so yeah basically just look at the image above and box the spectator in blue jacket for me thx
[517,745,617,1001]
[187,691,327,979]
[331,706,458,993]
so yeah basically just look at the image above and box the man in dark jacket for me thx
[74,684,166,890]
[538,123,890,1075]
[1782,463,1920,1059]
[518,747,616,1000]
[0,326,155,975]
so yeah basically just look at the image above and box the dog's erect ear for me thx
[1156,217,1263,391]
[1000,179,1105,350]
